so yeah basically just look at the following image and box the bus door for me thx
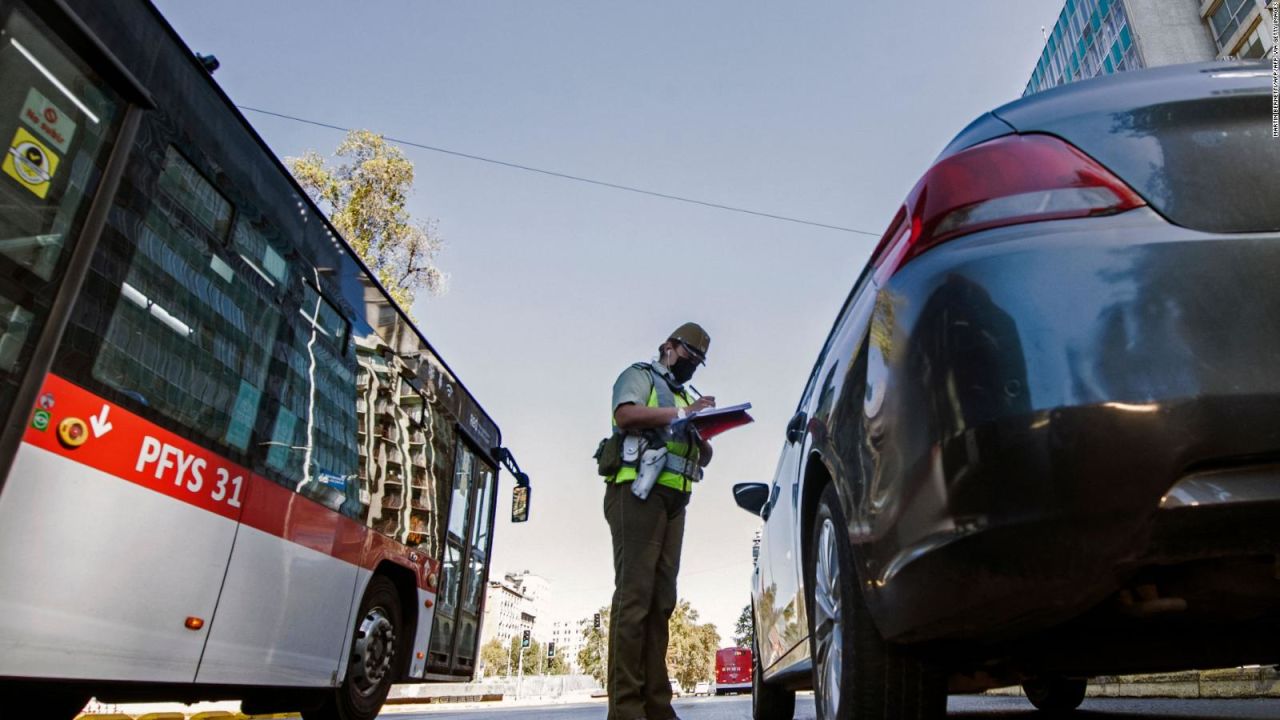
[426,439,498,677]
[0,0,249,686]
[0,0,128,463]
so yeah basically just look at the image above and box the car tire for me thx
[807,483,945,720]
[752,633,795,720]
[1023,675,1087,712]
[303,575,403,720]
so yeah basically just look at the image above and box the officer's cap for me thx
[669,322,710,365]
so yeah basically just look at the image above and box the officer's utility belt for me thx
[661,452,703,482]
[594,432,702,482]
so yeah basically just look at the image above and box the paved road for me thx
[386,694,1280,719]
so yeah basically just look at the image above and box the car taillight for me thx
[872,133,1145,281]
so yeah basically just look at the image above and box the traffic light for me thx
[521,629,531,648]
[547,641,556,658]
[593,613,601,630]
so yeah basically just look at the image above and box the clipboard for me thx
[677,402,753,440]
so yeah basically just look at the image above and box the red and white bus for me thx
[715,647,751,695]
[0,2,529,718]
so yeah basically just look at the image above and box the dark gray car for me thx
[737,61,1280,720]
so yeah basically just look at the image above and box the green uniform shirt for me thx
[610,362,698,493]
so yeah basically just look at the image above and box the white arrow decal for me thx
[90,404,113,438]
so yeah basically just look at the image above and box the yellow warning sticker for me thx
[3,126,59,199]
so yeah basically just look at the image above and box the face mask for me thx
[670,355,698,384]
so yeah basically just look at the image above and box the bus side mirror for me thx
[512,475,531,523]
[733,482,770,517]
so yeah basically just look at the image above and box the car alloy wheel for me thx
[813,517,844,720]
[806,483,945,720]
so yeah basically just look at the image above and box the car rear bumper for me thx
[856,208,1280,646]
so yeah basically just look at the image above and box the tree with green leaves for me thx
[666,600,719,692]
[288,129,445,313]
[478,634,569,679]
[478,637,509,678]
[733,602,753,649]
[578,606,610,687]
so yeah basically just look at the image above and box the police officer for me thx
[604,322,715,720]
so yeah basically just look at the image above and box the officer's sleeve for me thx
[611,366,651,418]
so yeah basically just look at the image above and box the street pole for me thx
[517,645,525,701]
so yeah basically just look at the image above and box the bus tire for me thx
[0,683,89,720]
[305,575,404,720]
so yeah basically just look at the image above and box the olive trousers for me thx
[604,481,689,720]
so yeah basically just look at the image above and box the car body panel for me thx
[993,61,1278,234]
[752,61,1280,686]
[755,428,806,671]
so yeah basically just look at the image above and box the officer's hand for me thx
[689,396,716,414]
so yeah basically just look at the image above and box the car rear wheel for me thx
[808,483,945,720]
[752,632,795,720]
[1023,675,1087,712]
[303,575,403,720]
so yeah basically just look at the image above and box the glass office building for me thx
[1025,0,1143,96]
[1027,0,1275,96]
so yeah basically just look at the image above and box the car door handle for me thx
[786,411,807,444]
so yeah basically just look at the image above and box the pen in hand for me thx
[686,385,716,414]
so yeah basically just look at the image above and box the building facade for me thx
[550,619,587,674]
[478,570,551,650]
[1025,0,1274,96]
[479,579,526,651]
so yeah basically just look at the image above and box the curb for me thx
[985,667,1280,699]
[78,704,598,719]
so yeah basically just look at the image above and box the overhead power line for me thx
[238,105,880,237]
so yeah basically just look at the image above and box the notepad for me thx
[678,402,754,440]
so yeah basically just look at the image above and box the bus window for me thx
[261,279,357,511]
[155,146,231,240]
[231,215,289,288]
[0,5,121,410]
[86,145,278,460]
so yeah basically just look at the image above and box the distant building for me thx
[1024,0,1274,96]
[479,579,526,650]
[506,571,551,635]
[550,619,587,674]
[1204,0,1276,59]
[479,570,551,649]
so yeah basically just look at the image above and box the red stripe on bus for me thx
[23,374,434,590]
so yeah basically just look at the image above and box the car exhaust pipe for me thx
[1118,584,1187,618]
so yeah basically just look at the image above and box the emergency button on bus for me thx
[56,416,88,448]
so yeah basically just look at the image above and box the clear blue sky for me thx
[153,0,1067,646]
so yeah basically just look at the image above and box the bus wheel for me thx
[0,683,89,720]
[305,575,403,720]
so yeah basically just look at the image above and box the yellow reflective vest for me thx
[611,384,699,493]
